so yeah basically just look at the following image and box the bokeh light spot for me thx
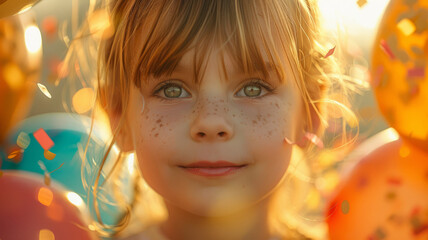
[66,192,83,207]
[24,25,42,53]
[72,88,95,114]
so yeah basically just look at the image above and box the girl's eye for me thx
[235,79,274,98]
[153,79,274,101]
[153,80,190,100]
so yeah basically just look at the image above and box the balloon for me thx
[0,13,42,144]
[0,113,135,228]
[0,170,98,240]
[0,0,40,18]
[326,128,428,240]
[371,0,428,149]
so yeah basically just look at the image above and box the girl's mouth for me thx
[179,165,247,177]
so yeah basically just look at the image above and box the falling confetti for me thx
[44,150,56,160]
[380,39,395,59]
[48,162,64,174]
[305,132,324,148]
[357,0,367,8]
[33,128,54,150]
[16,132,31,149]
[324,46,336,58]
[341,200,350,214]
[0,170,3,178]
[37,83,52,99]
[44,173,51,186]
[7,147,24,163]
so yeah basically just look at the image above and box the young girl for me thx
[66,0,357,239]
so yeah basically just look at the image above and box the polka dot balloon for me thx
[371,0,428,149]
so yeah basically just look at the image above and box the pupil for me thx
[244,85,261,97]
[165,86,181,98]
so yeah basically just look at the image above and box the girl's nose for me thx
[190,98,234,142]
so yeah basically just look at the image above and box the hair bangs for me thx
[131,0,288,88]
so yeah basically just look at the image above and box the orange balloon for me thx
[0,0,39,18]
[326,130,428,240]
[0,13,41,144]
[371,0,428,149]
[0,170,98,240]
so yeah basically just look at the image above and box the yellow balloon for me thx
[0,0,40,18]
[371,0,428,149]
[0,13,42,143]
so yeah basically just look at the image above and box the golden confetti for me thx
[38,187,53,207]
[324,46,336,58]
[16,132,31,149]
[72,88,95,114]
[37,83,52,99]
[341,200,350,214]
[39,229,55,240]
[44,173,51,186]
[397,18,416,36]
[43,150,56,160]
[356,0,367,8]
[7,148,24,163]
[0,170,3,178]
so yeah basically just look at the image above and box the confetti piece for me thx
[48,162,64,174]
[305,132,324,148]
[33,128,54,150]
[44,173,51,186]
[16,132,31,149]
[37,83,52,99]
[407,67,425,78]
[38,187,53,206]
[44,150,56,160]
[397,18,416,36]
[341,200,350,214]
[380,39,395,60]
[0,170,3,178]
[387,177,402,186]
[324,46,336,58]
[7,148,24,163]
[42,16,58,39]
[356,0,367,7]
[371,65,384,88]
[39,229,55,240]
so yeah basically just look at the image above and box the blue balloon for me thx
[0,113,135,230]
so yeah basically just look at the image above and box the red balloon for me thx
[0,170,98,240]
[326,130,428,240]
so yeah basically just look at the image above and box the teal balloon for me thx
[0,113,135,230]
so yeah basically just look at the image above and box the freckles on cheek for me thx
[243,100,290,141]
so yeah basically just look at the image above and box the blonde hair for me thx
[63,0,360,238]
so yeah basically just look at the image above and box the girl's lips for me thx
[180,165,247,177]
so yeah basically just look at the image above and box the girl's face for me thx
[124,47,305,217]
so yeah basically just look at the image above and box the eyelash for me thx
[152,79,276,102]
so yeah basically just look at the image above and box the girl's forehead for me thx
[125,0,293,85]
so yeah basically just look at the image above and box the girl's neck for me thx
[158,196,279,240]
